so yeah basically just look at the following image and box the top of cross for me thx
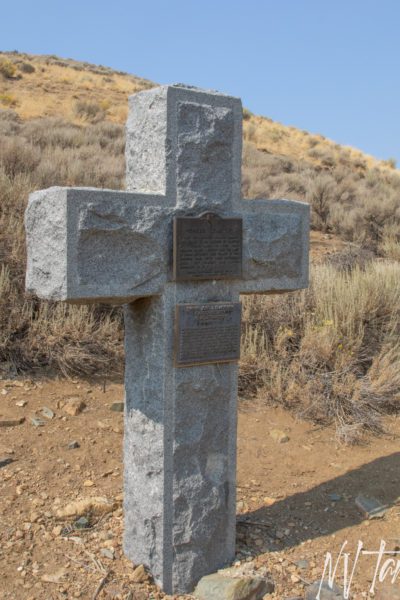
[125,84,242,213]
[25,84,309,304]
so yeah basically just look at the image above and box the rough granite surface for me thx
[25,84,310,594]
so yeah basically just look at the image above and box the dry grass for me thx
[0,51,153,123]
[0,112,125,374]
[241,261,400,443]
[1,52,400,441]
[242,141,400,251]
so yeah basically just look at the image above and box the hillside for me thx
[1,51,400,444]
[0,51,395,172]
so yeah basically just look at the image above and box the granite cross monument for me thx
[25,84,309,594]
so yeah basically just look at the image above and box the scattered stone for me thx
[305,581,345,599]
[263,497,276,507]
[61,397,86,416]
[83,479,94,487]
[68,440,80,449]
[328,493,342,502]
[295,559,309,570]
[269,429,289,444]
[0,457,13,469]
[68,536,84,544]
[15,400,27,407]
[110,401,124,412]
[41,406,55,419]
[194,573,274,599]
[54,497,115,518]
[0,417,25,427]
[131,564,149,583]
[52,525,62,536]
[1,388,9,395]
[30,417,45,427]
[74,516,90,529]
[41,567,67,584]
[100,547,115,560]
[355,494,387,519]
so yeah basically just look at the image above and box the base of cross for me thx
[25,83,309,594]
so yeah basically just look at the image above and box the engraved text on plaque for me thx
[175,302,242,367]
[173,212,242,281]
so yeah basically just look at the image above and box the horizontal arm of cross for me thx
[238,198,309,294]
[26,186,309,304]
[25,187,174,304]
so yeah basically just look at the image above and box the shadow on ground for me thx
[238,452,400,551]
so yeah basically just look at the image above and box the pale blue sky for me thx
[2,0,399,162]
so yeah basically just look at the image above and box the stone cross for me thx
[25,84,309,594]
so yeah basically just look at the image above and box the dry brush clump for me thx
[241,260,400,443]
[242,140,400,251]
[1,106,400,441]
[0,111,125,374]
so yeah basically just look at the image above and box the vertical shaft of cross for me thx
[124,284,239,593]
[123,86,243,593]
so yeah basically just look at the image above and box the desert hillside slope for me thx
[0,51,395,170]
[1,51,400,442]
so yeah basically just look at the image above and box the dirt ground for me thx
[1,375,399,600]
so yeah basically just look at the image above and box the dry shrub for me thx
[74,100,105,123]
[241,261,400,443]
[0,93,17,108]
[0,136,41,177]
[379,225,400,260]
[18,62,35,74]
[0,116,125,375]
[242,140,400,248]
[0,59,16,79]
[1,109,400,442]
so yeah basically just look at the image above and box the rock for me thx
[0,417,25,427]
[355,495,387,519]
[41,406,55,419]
[295,559,309,570]
[0,457,13,469]
[305,580,345,599]
[30,417,45,427]
[61,397,86,416]
[74,516,90,529]
[100,547,115,560]
[110,401,124,412]
[54,497,115,518]
[328,493,342,502]
[131,564,149,583]
[269,429,289,444]
[68,440,80,449]
[41,567,66,584]
[1,388,9,395]
[15,400,27,407]
[263,497,276,507]
[194,573,274,600]
[52,525,62,536]
[83,480,94,487]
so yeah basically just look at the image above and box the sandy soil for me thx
[1,376,399,599]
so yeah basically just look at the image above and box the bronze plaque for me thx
[175,302,242,367]
[173,212,242,281]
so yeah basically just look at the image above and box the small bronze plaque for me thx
[175,302,242,367]
[173,212,242,281]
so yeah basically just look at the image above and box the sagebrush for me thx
[1,108,400,442]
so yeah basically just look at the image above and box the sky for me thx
[1,0,400,162]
